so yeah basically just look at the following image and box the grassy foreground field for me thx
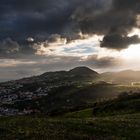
[0,113,140,140]
[0,92,140,140]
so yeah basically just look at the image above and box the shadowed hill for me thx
[69,66,98,75]
[41,66,99,78]
[2,66,140,85]
[30,66,100,84]
[92,92,140,116]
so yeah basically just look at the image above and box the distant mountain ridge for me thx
[101,69,140,84]
[38,66,99,82]
[69,66,98,75]
[41,66,98,76]
[1,66,140,84]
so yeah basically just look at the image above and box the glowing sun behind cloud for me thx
[128,28,140,38]
[121,44,140,60]
[121,28,140,60]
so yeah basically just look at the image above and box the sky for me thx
[0,0,140,81]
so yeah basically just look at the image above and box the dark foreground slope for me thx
[0,113,140,140]
[0,93,140,140]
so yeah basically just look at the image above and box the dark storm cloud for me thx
[72,0,140,49]
[100,34,140,50]
[113,0,140,11]
[0,0,79,43]
[0,0,140,57]
[0,38,19,58]
[0,38,38,59]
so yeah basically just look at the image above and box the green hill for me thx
[92,92,140,116]
[39,66,99,82]
[64,92,140,118]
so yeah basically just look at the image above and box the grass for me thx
[0,113,140,140]
[63,108,93,118]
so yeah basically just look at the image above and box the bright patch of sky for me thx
[36,35,104,57]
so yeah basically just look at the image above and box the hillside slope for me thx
[0,92,140,140]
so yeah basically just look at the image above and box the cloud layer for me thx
[0,0,140,54]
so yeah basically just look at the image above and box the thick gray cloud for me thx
[0,0,140,53]
[0,38,19,58]
[100,34,140,50]
[73,0,140,49]
[0,38,38,59]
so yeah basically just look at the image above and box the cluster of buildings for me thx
[0,107,40,116]
[0,74,79,116]
[0,80,61,116]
